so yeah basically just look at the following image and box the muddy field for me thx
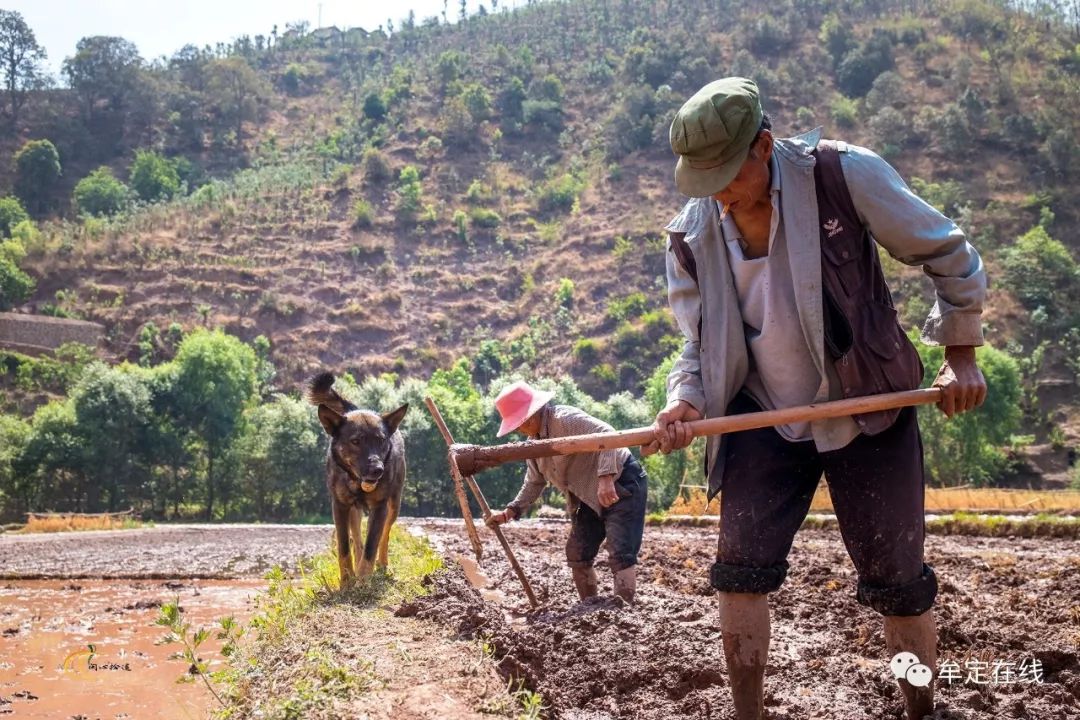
[412,519,1080,720]
[2,521,1078,719]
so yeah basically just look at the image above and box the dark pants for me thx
[710,393,937,617]
[566,457,648,573]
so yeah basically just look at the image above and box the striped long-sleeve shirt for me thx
[505,403,631,517]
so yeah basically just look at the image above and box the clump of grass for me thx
[213,525,443,715]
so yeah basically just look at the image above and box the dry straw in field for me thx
[669,485,1080,516]
[19,511,143,534]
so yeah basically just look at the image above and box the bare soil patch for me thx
[412,519,1080,720]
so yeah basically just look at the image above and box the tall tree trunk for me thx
[205,449,215,520]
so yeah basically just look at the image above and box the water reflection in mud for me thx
[0,579,263,719]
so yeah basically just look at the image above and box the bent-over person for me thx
[487,381,648,603]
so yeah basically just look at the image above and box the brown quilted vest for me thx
[669,139,923,435]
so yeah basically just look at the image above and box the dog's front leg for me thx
[360,502,389,579]
[377,495,399,569]
[348,505,364,575]
[332,500,354,587]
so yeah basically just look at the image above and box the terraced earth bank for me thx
[412,519,1080,720]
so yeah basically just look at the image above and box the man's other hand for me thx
[645,399,704,456]
[487,509,512,527]
[933,346,987,417]
[597,474,619,507]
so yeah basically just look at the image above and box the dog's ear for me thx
[382,403,409,434]
[317,405,345,436]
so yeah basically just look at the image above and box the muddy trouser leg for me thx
[566,495,604,599]
[604,458,648,602]
[712,394,824,720]
[822,407,937,720]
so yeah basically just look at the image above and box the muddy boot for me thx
[613,567,636,604]
[885,610,937,720]
[572,567,598,601]
[718,592,770,720]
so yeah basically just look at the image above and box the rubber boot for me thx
[572,566,598,601]
[613,567,636,603]
[718,592,770,720]
[885,610,937,720]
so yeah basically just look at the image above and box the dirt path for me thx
[411,519,1080,720]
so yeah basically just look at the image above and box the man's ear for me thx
[382,403,409,434]
[318,405,345,436]
[753,130,774,162]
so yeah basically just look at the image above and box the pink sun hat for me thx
[494,381,554,437]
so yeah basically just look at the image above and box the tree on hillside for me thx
[206,57,269,144]
[13,139,61,215]
[63,36,143,124]
[0,10,46,130]
[165,329,258,519]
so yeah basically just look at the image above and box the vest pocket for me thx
[862,302,923,392]
[821,232,865,297]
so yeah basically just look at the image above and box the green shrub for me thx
[73,167,130,217]
[909,178,967,216]
[129,150,181,202]
[830,95,859,128]
[537,173,584,214]
[607,292,648,322]
[363,93,387,122]
[573,338,601,363]
[452,209,468,242]
[282,63,310,96]
[468,207,501,229]
[999,225,1080,330]
[0,254,34,310]
[352,199,375,228]
[913,337,1022,486]
[0,197,30,237]
[466,180,493,204]
[361,147,391,184]
[555,278,575,308]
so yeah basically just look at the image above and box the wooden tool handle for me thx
[423,396,483,561]
[425,396,540,608]
[454,388,942,475]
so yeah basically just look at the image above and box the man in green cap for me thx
[648,77,987,719]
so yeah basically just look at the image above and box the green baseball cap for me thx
[670,77,764,198]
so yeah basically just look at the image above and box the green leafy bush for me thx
[913,338,1022,486]
[129,150,181,202]
[73,167,131,217]
[468,207,501,229]
[999,225,1080,331]
[537,173,584,213]
[352,199,375,228]
[0,197,30,237]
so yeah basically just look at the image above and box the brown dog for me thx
[307,372,408,585]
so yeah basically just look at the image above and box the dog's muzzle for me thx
[360,480,378,493]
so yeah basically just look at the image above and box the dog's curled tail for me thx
[306,372,357,415]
